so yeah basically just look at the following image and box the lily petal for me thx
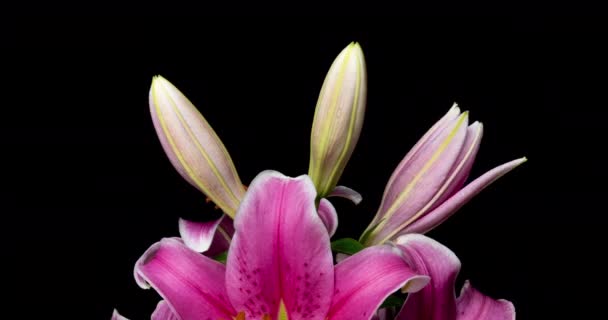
[329,185,363,205]
[430,121,483,209]
[151,300,179,320]
[226,171,334,319]
[364,109,469,245]
[149,75,246,217]
[134,237,236,320]
[377,104,461,213]
[318,198,339,236]
[394,234,515,320]
[456,281,516,320]
[394,234,461,320]
[403,157,527,234]
[178,215,230,253]
[111,309,129,320]
[327,245,429,320]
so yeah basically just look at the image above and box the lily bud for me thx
[149,75,246,218]
[361,105,526,245]
[308,42,367,198]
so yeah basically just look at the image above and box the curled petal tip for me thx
[329,185,363,204]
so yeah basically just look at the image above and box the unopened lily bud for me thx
[308,42,367,197]
[361,105,526,245]
[149,75,246,218]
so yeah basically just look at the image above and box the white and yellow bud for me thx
[308,42,367,197]
[149,75,246,218]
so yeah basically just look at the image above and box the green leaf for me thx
[213,251,228,263]
[331,238,364,255]
[379,293,405,309]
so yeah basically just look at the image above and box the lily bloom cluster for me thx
[113,43,525,320]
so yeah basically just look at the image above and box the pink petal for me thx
[403,157,527,234]
[329,185,363,204]
[318,198,339,236]
[395,234,516,320]
[134,238,236,320]
[111,309,129,320]
[327,245,429,320]
[365,109,469,245]
[226,171,334,320]
[178,215,228,253]
[377,104,461,216]
[394,234,461,320]
[151,300,179,320]
[456,281,516,320]
[429,122,483,210]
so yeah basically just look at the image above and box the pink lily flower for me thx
[127,171,429,320]
[361,105,526,245]
[393,234,515,320]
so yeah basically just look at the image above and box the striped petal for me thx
[149,76,246,217]
[134,237,236,320]
[308,42,367,198]
[404,157,527,234]
[226,171,334,319]
[327,245,429,320]
[362,108,469,245]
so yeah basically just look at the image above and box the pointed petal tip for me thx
[505,156,528,168]
[112,309,129,320]
[151,74,167,87]
[469,120,482,128]
[450,102,461,113]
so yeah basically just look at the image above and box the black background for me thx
[5,14,605,319]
